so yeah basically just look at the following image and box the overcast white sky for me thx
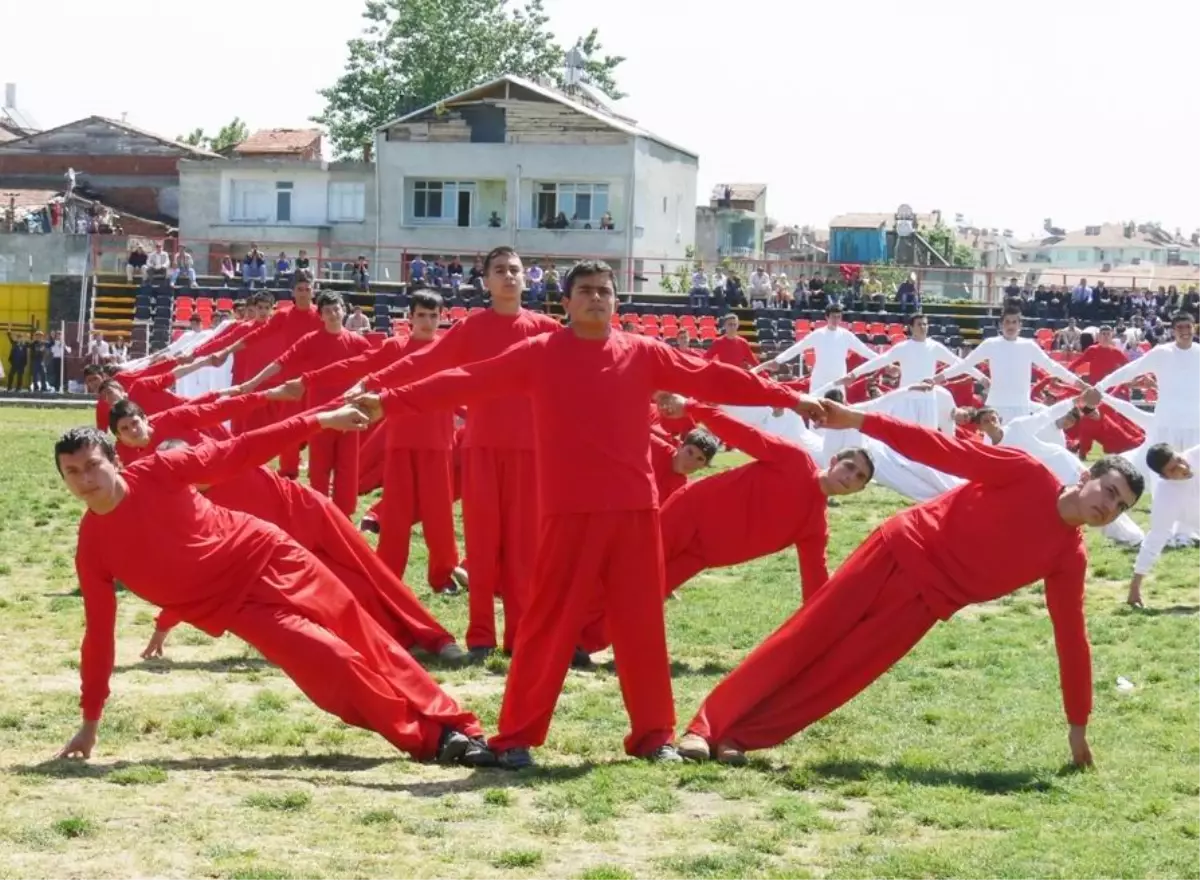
[5,0,1198,237]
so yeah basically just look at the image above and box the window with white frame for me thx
[275,181,293,224]
[329,181,366,222]
[533,182,610,228]
[410,180,475,226]
[229,180,272,222]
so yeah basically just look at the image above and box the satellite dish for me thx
[896,203,915,220]
[896,203,916,237]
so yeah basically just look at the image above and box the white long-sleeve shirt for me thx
[993,398,1081,485]
[941,336,1079,409]
[1134,445,1199,575]
[774,326,877,392]
[1099,342,1199,429]
[838,337,986,389]
[147,250,170,271]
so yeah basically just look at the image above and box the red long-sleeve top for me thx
[74,413,325,720]
[302,336,454,450]
[97,360,178,430]
[274,328,372,405]
[858,413,1092,725]
[663,402,829,600]
[1073,405,1144,458]
[1068,344,1128,384]
[944,375,983,408]
[116,393,272,465]
[364,308,561,450]
[379,331,802,515]
[191,320,260,359]
[651,434,687,503]
[704,334,758,370]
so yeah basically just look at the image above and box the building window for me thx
[413,181,445,219]
[410,181,475,226]
[534,182,610,228]
[229,180,272,222]
[329,181,366,222]
[275,181,293,224]
[1077,250,1088,262]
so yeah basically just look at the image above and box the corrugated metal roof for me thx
[0,115,223,159]
[712,183,766,202]
[234,128,322,154]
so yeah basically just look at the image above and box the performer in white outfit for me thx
[825,312,987,429]
[1126,444,1198,607]
[173,314,236,398]
[756,302,876,391]
[977,393,1144,546]
[819,386,964,502]
[1098,312,1199,456]
[936,303,1083,423]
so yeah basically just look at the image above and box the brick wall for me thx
[0,154,183,176]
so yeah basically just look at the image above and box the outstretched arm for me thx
[301,339,401,393]
[1100,392,1154,432]
[1097,347,1158,392]
[150,392,274,438]
[651,343,816,415]
[1043,547,1094,767]
[758,335,815,372]
[364,322,468,391]
[685,401,807,464]
[936,338,991,380]
[59,545,118,759]
[1031,344,1087,386]
[929,340,988,383]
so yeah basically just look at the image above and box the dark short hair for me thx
[54,427,115,476]
[315,290,345,311]
[101,364,120,378]
[156,438,190,452]
[97,378,124,396]
[293,268,314,285]
[563,260,616,297]
[1171,311,1194,326]
[1145,442,1175,477]
[1089,455,1145,501]
[252,291,275,307]
[1001,303,1023,319]
[907,311,927,327]
[825,302,843,316]
[410,290,444,313]
[109,398,147,434]
[1098,324,1113,333]
[823,388,845,404]
[83,364,106,378]
[974,407,998,424]
[680,428,719,464]
[722,312,739,323]
[483,246,517,273]
[836,446,875,483]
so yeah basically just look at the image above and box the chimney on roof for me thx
[3,83,14,110]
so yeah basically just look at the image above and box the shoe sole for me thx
[437,735,470,765]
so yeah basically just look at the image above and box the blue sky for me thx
[5,0,1198,238]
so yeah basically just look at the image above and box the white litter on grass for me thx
[1116,676,1136,692]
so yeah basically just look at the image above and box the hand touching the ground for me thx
[57,721,98,760]
[1069,724,1094,768]
[141,629,168,660]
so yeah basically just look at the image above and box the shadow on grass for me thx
[113,656,273,674]
[798,758,1055,794]
[592,659,734,678]
[1128,604,1200,617]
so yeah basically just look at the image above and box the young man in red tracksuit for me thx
[88,357,181,432]
[236,291,372,515]
[676,405,1145,768]
[139,426,462,662]
[1067,325,1132,387]
[107,390,279,465]
[356,248,561,658]
[578,398,873,656]
[352,259,825,769]
[650,425,719,504]
[284,291,466,593]
[209,272,323,478]
[54,414,493,767]
[190,291,274,434]
[704,314,758,369]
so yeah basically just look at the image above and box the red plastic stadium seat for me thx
[216,297,235,311]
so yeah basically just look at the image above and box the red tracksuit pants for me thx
[687,531,938,752]
[225,542,481,758]
[461,447,537,652]
[489,510,675,756]
[316,502,454,653]
[379,448,460,591]
[309,429,360,516]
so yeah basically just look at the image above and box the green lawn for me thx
[0,406,1196,879]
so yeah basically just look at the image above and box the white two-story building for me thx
[372,74,698,291]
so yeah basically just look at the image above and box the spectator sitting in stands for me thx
[600,211,615,230]
[346,305,371,334]
[793,276,809,308]
[171,249,197,288]
[220,255,236,283]
[352,255,371,291]
[553,211,570,229]
[1003,276,1023,299]
[110,336,129,364]
[897,272,919,312]
[429,259,446,289]
[274,252,292,283]
[526,261,545,300]
[1070,277,1093,319]
[748,266,772,308]
[242,245,267,287]
[294,249,311,273]
[87,331,111,365]
[725,273,746,308]
[447,257,464,290]
[467,257,484,291]
[146,242,171,283]
[487,211,502,228]
[545,265,560,296]
[125,246,148,284]
[689,265,710,310]
[1055,318,1082,353]
[409,254,427,285]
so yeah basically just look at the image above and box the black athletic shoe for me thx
[359,518,380,534]
[467,646,495,664]
[570,648,594,669]
[497,747,535,771]
[642,744,683,763]
[461,736,499,768]
[435,728,471,764]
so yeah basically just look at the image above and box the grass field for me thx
[0,406,1196,879]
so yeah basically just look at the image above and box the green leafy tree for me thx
[175,118,250,154]
[314,0,626,159]
[921,222,977,269]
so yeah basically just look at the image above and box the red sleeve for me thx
[192,322,251,358]
[379,337,539,418]
[151,393,272,438]
[116,358,176,384]
[234,311,286,353]
[304,338,399,390]
[1043,544,1092,725]
[146,412,324,486]
[738,337,758,369]
[365,322,468,391]
[134,372,177,394]
[273,331,320,381]
[860,412,1034,484]
[76,538,117,721]
[95,399,111,432]
[649,342,800,410]
[1065,348,1094,377]
[155,609,182,632]
[687,402,798,464]
[796,514,831,603]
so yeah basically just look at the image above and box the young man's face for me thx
[253,300,273,320]
[1160,452,1194,481]
[978,410,1001,432]
[723,317,738,335]
[58,444,121,510]
[672,444,710,476]
[85,374,104,394]
[486,253,524,302]
[826,311,842,329]
[952,407,973,426]
[564,272,616,330]
[410,306,440,341]
[189,318,202,333]
[910,316,928,340]
[99,386,126,407]
[320,302,346,331]
[115,415,152,447]
[1075,470,1137,527]
[293,282,314,307]
[1001,314,1021,339]
[822,452,873,496]
[1173,318,1194,347]
[1098,328,1113,345]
